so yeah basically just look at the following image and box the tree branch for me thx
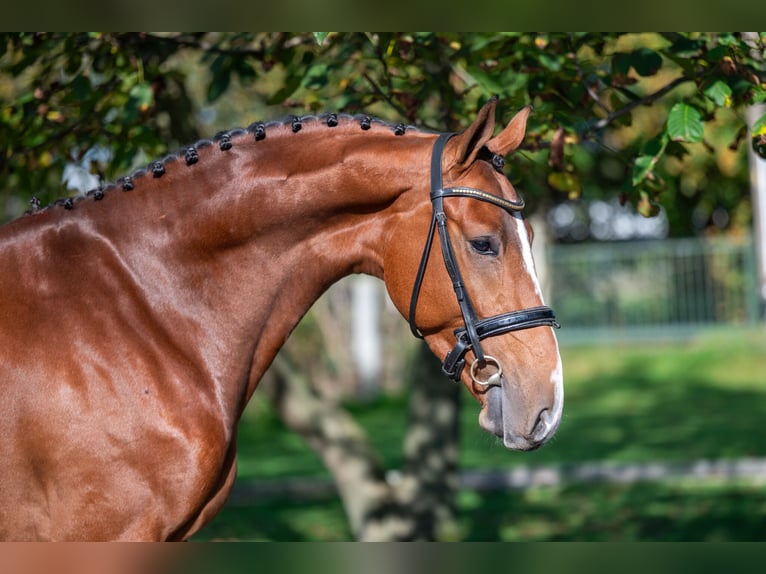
[569,39,611,116]
[588,74,695,133]
[362,72,411,121]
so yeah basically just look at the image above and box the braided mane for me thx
[28,113,429,216]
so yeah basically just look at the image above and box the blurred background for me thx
[1,32,765,541]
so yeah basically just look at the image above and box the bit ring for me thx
[469,355,502,386]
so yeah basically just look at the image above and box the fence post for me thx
[747,103,766,321]
[530,212,553,305]
[351,275,382,398]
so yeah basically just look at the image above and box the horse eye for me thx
[469,238,498,256]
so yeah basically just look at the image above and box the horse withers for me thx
[0,97,562,540]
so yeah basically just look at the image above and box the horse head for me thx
[384,98,563,451]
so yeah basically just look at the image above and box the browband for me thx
[433,186,525,213]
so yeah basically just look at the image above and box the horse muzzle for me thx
[478,380,562,451]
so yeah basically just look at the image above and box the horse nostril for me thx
[532,408,551,437]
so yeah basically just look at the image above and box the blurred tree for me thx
[2,32,765,539]
[261,335,460,541]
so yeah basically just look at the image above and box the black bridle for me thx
[408,132,560,384]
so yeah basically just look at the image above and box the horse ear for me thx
[486,105,532,156]
[446,96,498,169]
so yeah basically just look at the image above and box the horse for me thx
[0,96,563,540]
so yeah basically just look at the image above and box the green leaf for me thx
[751,84,766,104]
[667,36,703,58]
[207,71,231,103]
[703,80,733,107]
[234,61,256,85]
[632,135,668,186]
[666,102,704,143]
[267,73,303,105]
[128,82,154,110]
[465,65,505,96]
[665,140,690,160]
[70,75,91,100]
[632,155,656,186]
[705,45,729,63]
[539,52,563,72]
[611,52,632,76]
[630,48,663,77]
[207,56,232,103]
[312,33,330,46]
[716,33,739,46]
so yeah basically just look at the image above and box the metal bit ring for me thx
[469,355,503,386]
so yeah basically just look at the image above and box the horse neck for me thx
[178,122,432,289]
[90,122,433,403]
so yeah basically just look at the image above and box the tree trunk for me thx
[262,339,461,541]
[396,340,462,541]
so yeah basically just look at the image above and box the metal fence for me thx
[548,235,760,344]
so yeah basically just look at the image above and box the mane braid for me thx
[23,111,428,217]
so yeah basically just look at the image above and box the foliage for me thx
[1,32,765,232]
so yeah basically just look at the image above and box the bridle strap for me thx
[442,306,560,380]
[408,132,559,382]
[408,132,488,363]
[408,133,454,340]
[436,186,525,212]
[435,202,486,365]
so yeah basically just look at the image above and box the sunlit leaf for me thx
[313,33,330,46]
[666,102,704,143]
[752,112,766,137]
[703,80,733,107]
[637,190,661,217]
[128,82,154,110]
[547,171,581,199]
[752,112,766,159]
[45,110,63,123]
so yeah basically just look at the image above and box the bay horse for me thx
[0,97,563,540]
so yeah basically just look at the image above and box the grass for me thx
[197,479,766,542]
[194,327,766,541]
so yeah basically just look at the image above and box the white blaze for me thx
[513,213,544,301]
[513,212,564,433]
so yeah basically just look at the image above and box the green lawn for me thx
[194,327,766,541]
